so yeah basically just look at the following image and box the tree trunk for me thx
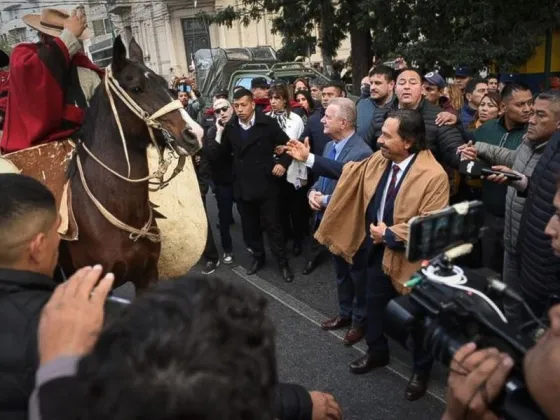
[350,27,372,95]
[319,0,335,77]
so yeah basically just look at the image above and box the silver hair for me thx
[329,98,356,128]
[537,90,560,116]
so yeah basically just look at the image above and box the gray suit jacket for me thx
[311,132,372,206]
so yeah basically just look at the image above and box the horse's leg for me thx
[134,256,159,293]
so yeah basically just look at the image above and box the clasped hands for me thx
[369,222,387,244]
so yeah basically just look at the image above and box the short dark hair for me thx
[501,82,532,102]
[0,174,56,230]
[386,109,427,154]
[369,65,396,82]
[396,67,422,81]
[465,78,488,95]
[536,90,560,116]
[487,73,498,81]
[233,87,253,101]
[322,81,345,95]
[77,275,277,420]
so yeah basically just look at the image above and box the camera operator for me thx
[443,181,560,420]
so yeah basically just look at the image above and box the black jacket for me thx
[518,130,560,301]
[207,111,292,201]
[0,269,56,419]
[363,99,464,168]
[36,373,313,420]
[362,95,398,150]
[205,124,234,185]
[300,107,330,156]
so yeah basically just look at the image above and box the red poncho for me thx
[0,38,104,153]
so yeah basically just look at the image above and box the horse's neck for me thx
[79,89,152,204]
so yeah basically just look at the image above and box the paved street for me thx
[198,195,448,419]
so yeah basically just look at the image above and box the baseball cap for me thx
[423,72,446,89]
[251,77,270,89]
[455,66,471,77]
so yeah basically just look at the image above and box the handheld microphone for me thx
[459,160,522,181]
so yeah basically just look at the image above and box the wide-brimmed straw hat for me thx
[22,8,92,40]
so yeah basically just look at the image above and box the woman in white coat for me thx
[267,84,309,256]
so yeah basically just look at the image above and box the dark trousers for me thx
[306,215,327,263]
[238,196,288,265]
[482,212,505,275]
[332,246,368,327]
[279,180,310,244]
[213,184,234,253]
[366,246,433,372]
[202,195,219,262]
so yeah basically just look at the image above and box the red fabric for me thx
[263,100,303,114]
[0,70,8,117]
[0,41,104,153]
[204,107,215,117]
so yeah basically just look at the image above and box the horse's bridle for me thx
[75,67,193,243]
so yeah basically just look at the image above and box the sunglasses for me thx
[215,106,229,114]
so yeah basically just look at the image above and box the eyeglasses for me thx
[215,106,229,114]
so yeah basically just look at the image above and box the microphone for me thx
[459,160,522,181]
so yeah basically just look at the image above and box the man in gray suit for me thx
[302,98,372,345]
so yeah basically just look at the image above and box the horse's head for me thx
[110,36,202,156]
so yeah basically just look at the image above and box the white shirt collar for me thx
[239,112,256,130]
[393,153,415,173]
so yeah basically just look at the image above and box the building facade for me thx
[1,0,350,81]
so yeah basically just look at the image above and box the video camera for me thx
[384,201,547,420]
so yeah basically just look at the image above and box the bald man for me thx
[0,173,61,418]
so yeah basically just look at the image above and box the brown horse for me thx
[59,36,202,290]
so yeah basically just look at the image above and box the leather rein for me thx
[75,67,189,243]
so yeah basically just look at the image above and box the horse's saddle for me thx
[2,140,79,241]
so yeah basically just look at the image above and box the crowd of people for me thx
[0,5,560,420]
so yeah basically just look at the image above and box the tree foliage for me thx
[199,0,346,73]
[360,0,560,72]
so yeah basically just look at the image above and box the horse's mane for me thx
[66,83,108,180]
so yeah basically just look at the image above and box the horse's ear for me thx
[128,38,144,63]
[112,35,127,74]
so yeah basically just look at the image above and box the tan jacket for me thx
[315,149,450,294]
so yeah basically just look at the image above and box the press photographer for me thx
[383,178,560,419]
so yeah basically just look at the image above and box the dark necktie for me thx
[384,165,401,213]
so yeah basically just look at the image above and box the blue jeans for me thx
[213,184,234,253]
[332,247,367,327]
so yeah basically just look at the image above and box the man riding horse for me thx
[0,8,103,154]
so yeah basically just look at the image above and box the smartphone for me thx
[406,201,485,262]
[218,119,224,127]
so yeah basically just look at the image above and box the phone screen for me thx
[406,201,485,261]
[186,85,192,93]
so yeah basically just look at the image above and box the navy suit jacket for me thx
[311,132,372,201]
[365,154,418,251]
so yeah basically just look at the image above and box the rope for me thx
[76,154,161,243]
[74,67,188,242]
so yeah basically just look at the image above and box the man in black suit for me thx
[209,88,295,282]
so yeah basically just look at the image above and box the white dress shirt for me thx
[239,112,256,131]
[377,154,416,223]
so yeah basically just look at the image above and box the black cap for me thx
[251,77,270,89]
[0,50,9,68]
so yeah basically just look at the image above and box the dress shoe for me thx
[343,327,365,346]
[281,265,294,283]
[404,372,430,401]
[246,258,264,275]
[321,315,351,331]
[293,242,302,256]
[302,260,317,275]
[349,351,390,374]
